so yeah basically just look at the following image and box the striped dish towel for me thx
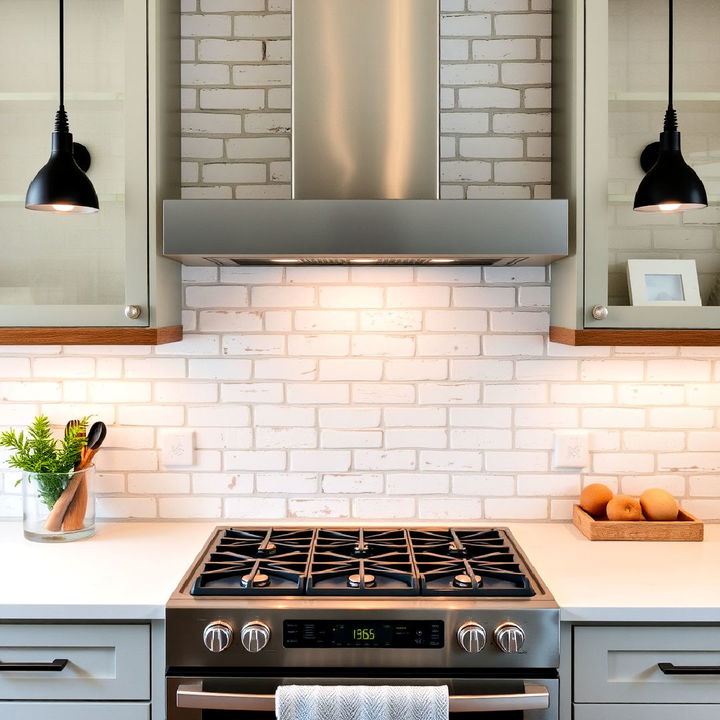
[275,684,449,720]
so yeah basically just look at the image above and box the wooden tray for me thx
[573,504,704,541]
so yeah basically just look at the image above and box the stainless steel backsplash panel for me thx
[293,0,439,200]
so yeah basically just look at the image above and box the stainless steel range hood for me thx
[164,0,567,266]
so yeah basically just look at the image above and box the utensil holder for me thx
[22,466,96,542]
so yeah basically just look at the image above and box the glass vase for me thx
[22,465,96,542]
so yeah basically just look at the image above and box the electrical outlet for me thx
[552,431,589,470]
[161,429,194,467]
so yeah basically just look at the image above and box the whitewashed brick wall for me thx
[1,267,720,522]
[180,0,552,199]
[1,2,717,523]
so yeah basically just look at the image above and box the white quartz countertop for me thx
[0,520,718,622]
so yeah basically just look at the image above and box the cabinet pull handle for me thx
[658,662,720,675]
[0,659,68,672]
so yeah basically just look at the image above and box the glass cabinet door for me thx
[584,0,720,329]
[0,0,148,327]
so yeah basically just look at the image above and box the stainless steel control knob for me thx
[591,304,609,321]
[203,621,233,653]
[494,622,525,654]
[457,622,487,653]
[240,621,271,653]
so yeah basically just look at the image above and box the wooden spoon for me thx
[62,422,107,532]
[43,420,87,532]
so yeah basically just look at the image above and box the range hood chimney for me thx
[164,0,567,266]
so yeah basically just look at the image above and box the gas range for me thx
[166,526,559,719]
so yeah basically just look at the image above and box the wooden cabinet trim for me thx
[0,326,182,346]
[550,326,720,346]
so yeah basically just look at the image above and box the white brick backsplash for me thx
[286,383,350,404]
[198,39,263,62]
[485,498,547,519]
[351,335,416,357]
[290,450,351,472]
[321,430,383,449]
[220,383,283,403]
[355,450,417,471]
[320,286,383,309]
[472,38,536,59]
[319,360,383,381]
[254,358,316,380]
[319,408,381,429]
[321,474,384,494]
[353,497,417,519]
[256,473,317,494]
[224,496,287,518]
[256,427,316,449]
[418,497,483,519]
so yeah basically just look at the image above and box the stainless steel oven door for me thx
[167,676,559,720]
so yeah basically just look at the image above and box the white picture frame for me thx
[626,259,702,307]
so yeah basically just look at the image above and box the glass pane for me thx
[607,0,720,306]
[0,0,126,306]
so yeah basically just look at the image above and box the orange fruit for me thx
[579,483,613,517]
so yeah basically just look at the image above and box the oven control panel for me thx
[284,620,444,648]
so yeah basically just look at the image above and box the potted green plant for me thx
[0,415,98,542]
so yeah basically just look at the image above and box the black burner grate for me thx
[307,529,417,595]
[191,529,313,595]
[410,529,534,596]
[189,527,535,597]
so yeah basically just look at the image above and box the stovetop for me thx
[186,527,538,598]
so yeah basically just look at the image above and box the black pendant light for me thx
[25,0,99,214]
[633,0,707,214]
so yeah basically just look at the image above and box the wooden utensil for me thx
[43,420,87,532]
[62,422,107,532]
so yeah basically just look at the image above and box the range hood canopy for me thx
[164,0,567,267]
[164,199,567,267]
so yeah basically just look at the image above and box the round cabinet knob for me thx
[591,304,609,321]
[456,622,487,653]
[203,621,233,653]
[124,304,142,319]
[494,622,525,654]
[241,621,271,653]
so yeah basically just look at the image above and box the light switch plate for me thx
[161,429,194,467]
[552,430,589,470]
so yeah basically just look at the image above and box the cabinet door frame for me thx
[0,0,149,328]
[582,0,720,330]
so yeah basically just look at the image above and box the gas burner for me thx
[257,542,277,556]
[241,572,270,588]
[453,573,482,589]
[348,573,376,588]
[448,542,465,556]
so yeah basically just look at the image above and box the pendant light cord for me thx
[664,0,678,132]
[55,0,69,133]
[59,0,64,109]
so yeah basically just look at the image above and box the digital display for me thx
[284,620,443,648]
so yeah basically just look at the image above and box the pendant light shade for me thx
[25,0,98,214]
[633,0,706,214]
[633,110,708,213]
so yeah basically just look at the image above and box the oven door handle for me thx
[176,681,550,713]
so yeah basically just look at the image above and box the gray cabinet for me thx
[0,0,181,344]
[551,0,720,345]
[0,623,151,718]
[573,626,720,720]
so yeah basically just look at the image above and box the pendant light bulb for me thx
[633,0,706,214]
[25,0,99,215]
